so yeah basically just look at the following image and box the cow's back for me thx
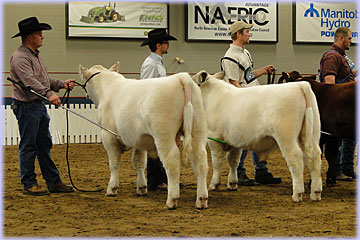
[109,73,198,147]
[204,81,307,146]
[306,80,355,139]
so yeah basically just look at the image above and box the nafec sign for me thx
[186,1,278,42]
[294,1,358,43]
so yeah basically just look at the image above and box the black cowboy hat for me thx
[12,17,52,38]
[140,28,177,47]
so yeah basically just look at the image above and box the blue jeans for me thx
[336,139,357,175]
[12,101,62,189]
[237,150,269,176]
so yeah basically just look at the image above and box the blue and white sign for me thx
[294,1,358,43]
[186,1,278,42]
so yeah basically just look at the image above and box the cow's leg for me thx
[303,144,322,201]
[102,134,122,197]
[189,142,209,209]
[226,148,241,191]
[278,140,305,202]
[131,149,147,196]
[208,140,226,191]
[157,142,181,209]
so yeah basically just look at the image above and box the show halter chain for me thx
[74,72,101,95]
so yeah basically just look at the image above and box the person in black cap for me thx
[139,28,177,190]
[10,17,75,196]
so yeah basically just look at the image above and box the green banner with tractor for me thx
[67,2,168,38]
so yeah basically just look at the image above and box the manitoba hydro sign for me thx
[294,1,358,43]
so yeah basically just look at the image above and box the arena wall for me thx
[3,1,357,99]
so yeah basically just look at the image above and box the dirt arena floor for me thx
[3,143,357,237]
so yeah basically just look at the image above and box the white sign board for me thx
[294,1,358,43]
[67,2,168,38]
[186,1,278,42]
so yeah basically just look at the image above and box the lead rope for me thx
[61,88,104,192]
[271,69,276,84]
[267,68,277,84]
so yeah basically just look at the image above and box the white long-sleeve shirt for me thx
[140,52,166,79]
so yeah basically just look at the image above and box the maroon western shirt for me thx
[319,44,355,83]
[10,43,65,102]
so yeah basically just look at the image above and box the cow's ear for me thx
[79,64,89,81]
[214,71,225,80]
[109,61,119,72]
[200,71,208,83]
[192,70,208,85]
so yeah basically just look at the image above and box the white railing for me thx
[2,104,102,146]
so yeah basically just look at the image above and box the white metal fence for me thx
[2,104,101,146]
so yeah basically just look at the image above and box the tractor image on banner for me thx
[80,2,125,23]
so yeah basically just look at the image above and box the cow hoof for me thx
[105,193,117,197]
[136,186,148,196]
[227,182,238,191]
[209,183,220,191]
[166,198,179,210]
[105,187,119,196]
[310,191,322,201]
[196,196,208,209]
[292,192,304,203]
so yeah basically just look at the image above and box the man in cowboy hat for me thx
[10,16,75,196]
[139,28,177,190]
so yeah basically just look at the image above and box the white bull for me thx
[192,70,322,202]
[79,63,208,209]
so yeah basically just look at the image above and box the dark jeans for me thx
[237,150,269,177]
[147,156,167,187]
[12,101,62,189]
[336,139,357,175]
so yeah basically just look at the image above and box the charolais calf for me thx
[79,63,209,209]
[192,70,322,202]
[279,71,356,186]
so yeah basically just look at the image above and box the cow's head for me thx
[279,71,316,83]
[192,70,225,86]
[279,71,301,83]
[79,62,120,82]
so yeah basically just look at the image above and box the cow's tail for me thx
[180,75,194,165]
[299,82,319,159]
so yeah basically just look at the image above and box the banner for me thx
[67,2,168,38]
[294,1,358,43]
[186,1,278,42]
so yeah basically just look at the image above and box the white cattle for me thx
[79,63,208,209]
[192,70,322,202]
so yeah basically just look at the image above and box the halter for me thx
[75,72,101,94]
[278,72,291,83]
